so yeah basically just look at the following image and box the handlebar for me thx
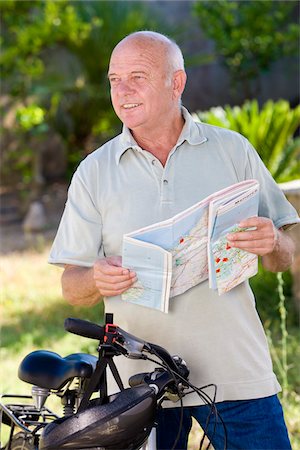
[129,370,177,395]
[64,317,189,379]
[64,318,148,358]
[64,318,105,341]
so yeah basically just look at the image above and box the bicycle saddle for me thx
[18,351,98,390]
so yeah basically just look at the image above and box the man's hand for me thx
[62,256,136,306]
[93,256,137,297]
[226,216,295,272]
[226,217,278,256]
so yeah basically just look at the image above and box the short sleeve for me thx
[48,165,104,267]
[244,140,300,229]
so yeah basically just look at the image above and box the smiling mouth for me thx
[122,103,141,109]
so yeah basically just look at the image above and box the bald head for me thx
[112,31,185,82]
[108,30,187,132]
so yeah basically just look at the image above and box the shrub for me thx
[194,99,300,182]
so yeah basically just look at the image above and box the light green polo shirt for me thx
[49,107,299,406]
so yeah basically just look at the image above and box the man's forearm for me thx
[262,229,295,273]
[62,265,103,306]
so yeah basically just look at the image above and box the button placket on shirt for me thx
[160,144,181,205]
[144,153,164,194]
[161,159,175,205]
[144,148,177,205]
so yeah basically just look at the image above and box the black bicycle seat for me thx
[18,351,98,390]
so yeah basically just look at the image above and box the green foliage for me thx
[16,104,46,131]
[250,263,295,328]
[0,0,156,185]
[1,1,92,91]
[193,0,300,94]
[250,265,300,404]
[194,100,300,182]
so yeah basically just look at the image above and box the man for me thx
[49,31,299,449]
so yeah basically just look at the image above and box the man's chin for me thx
[117,108,145,127]
[121,118,144,131]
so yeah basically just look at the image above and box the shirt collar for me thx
[115,106,207,164]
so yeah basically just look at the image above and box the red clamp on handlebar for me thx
[104,324,117,344]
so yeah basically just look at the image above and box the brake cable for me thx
[144,352,227,450]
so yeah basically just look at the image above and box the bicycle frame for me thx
[0,315,198,450]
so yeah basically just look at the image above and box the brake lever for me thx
[116,327,150,359]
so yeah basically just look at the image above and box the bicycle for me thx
[0,313,226,450]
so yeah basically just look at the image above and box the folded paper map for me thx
[122,180,259,313]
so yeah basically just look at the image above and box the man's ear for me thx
[172,70,187,100]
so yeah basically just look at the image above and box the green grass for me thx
[1,246,299,449]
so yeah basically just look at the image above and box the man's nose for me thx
[117,80,135,95]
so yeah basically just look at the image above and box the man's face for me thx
[108,39,175,132]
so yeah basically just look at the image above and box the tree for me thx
[0,0,155,186]
[193,0,300,97]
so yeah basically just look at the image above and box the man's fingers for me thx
[95,277,136,290]
[226,226,277,256]
[228,239,272,251]
[94,257,135,276]
[239,216,266,228]
[95,277,137,296]
[227,229,258,242]
[92,256,137,297]
[94,260,123,275]
[95,271,136,284]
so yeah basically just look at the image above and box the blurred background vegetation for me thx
[1,0,299,448]
[1,0,299,191]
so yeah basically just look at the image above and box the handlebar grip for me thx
[128,373,149,387]
[129,370,176,397]
[64,318,105,341]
